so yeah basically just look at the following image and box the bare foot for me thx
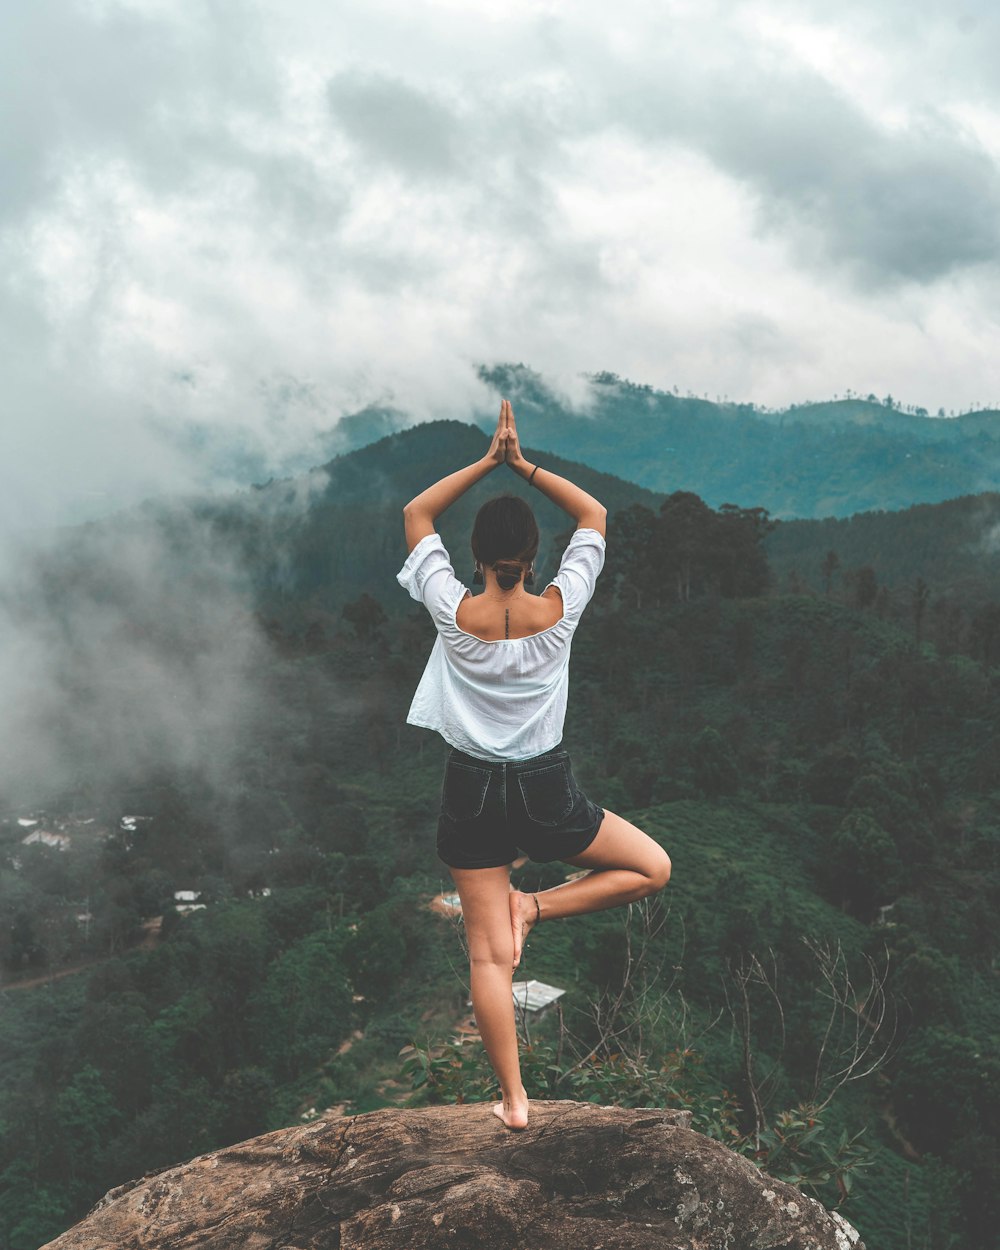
[508,889,538,970]
[492,1087,529,1130]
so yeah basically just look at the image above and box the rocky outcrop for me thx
[42,1099,864,1249]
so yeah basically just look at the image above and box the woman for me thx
[397,399,672,1131]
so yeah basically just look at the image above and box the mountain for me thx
[468,365,1000,520]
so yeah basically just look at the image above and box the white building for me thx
[173,890,206,914]
[21,830,70,851]
[512,980,566,1015]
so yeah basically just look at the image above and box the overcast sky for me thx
[4,0,1000,530]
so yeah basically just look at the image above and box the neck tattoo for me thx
[505,607,509,639]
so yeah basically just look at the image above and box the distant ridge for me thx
[752,396,1000,442]
[318,364,1000,520]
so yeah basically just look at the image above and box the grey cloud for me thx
[0,0,285,224]
[327,71,463,178]
[612,55,1000,285]
[322,65,592,299]
[721,312,796,366]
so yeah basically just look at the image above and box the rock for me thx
[41,1099,865,1249]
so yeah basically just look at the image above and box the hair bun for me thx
[494,560,523,590]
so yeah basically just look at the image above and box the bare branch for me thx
[801,937,897,1114]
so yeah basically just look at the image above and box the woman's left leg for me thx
[448,862,529,1129]
[510,809,672,966]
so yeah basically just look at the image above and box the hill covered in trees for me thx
[767,493,1000,603]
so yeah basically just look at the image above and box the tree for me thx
[610,503,657,609]
[724,938,893,1184]
[716,504,774,597]
[821,551,840,598]
[51,1065,122,1184]
[828,811,902,918]
[218,1066,275,1143]
[970,602,1000,670]
[691,727,740,798]
[658,492,715,602]
[854,566,878,610]
[912,578,930,644]
[350,901,409,996]
[248,931,353,1081]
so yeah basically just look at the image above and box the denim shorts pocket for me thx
[517,761,575,826]
[442,760,492,821]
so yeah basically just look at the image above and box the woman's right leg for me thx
[511,810,671,966]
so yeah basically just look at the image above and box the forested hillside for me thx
[1,428,999,1248]
[766,493,1000,607]
[473,365,1000,518]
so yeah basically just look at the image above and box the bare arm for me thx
[503,400,607,536]
[402,406,508,552]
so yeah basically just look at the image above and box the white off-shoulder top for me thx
[396,527,606,761]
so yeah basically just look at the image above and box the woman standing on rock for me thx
[397,400,672,1131]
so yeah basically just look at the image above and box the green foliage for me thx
[53,1065,123,1166]
[0,1164,73,1250]
[248,931,354,1080]
[828,810,902,918]
[747,1108,872,1200]
[347,902,411,996]
[602,493,772,610]
[398,1036,872,1202]
[691,727,741,798]
[400,1034,690,1109]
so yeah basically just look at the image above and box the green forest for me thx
[1,423,999,1249]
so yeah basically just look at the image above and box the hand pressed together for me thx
[485,399,530,477]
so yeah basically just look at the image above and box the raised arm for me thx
[503,400,607,536]
[402,405,508,552]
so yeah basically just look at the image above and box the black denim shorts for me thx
[437,743,605,870]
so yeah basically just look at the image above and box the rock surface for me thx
[42,1099,864,1249]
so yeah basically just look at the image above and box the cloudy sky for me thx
[4,0,1000,530]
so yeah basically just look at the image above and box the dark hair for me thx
[471,495,539,589]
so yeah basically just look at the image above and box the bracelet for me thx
[527,465,539,486]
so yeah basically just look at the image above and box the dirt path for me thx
[1,916,163,991]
